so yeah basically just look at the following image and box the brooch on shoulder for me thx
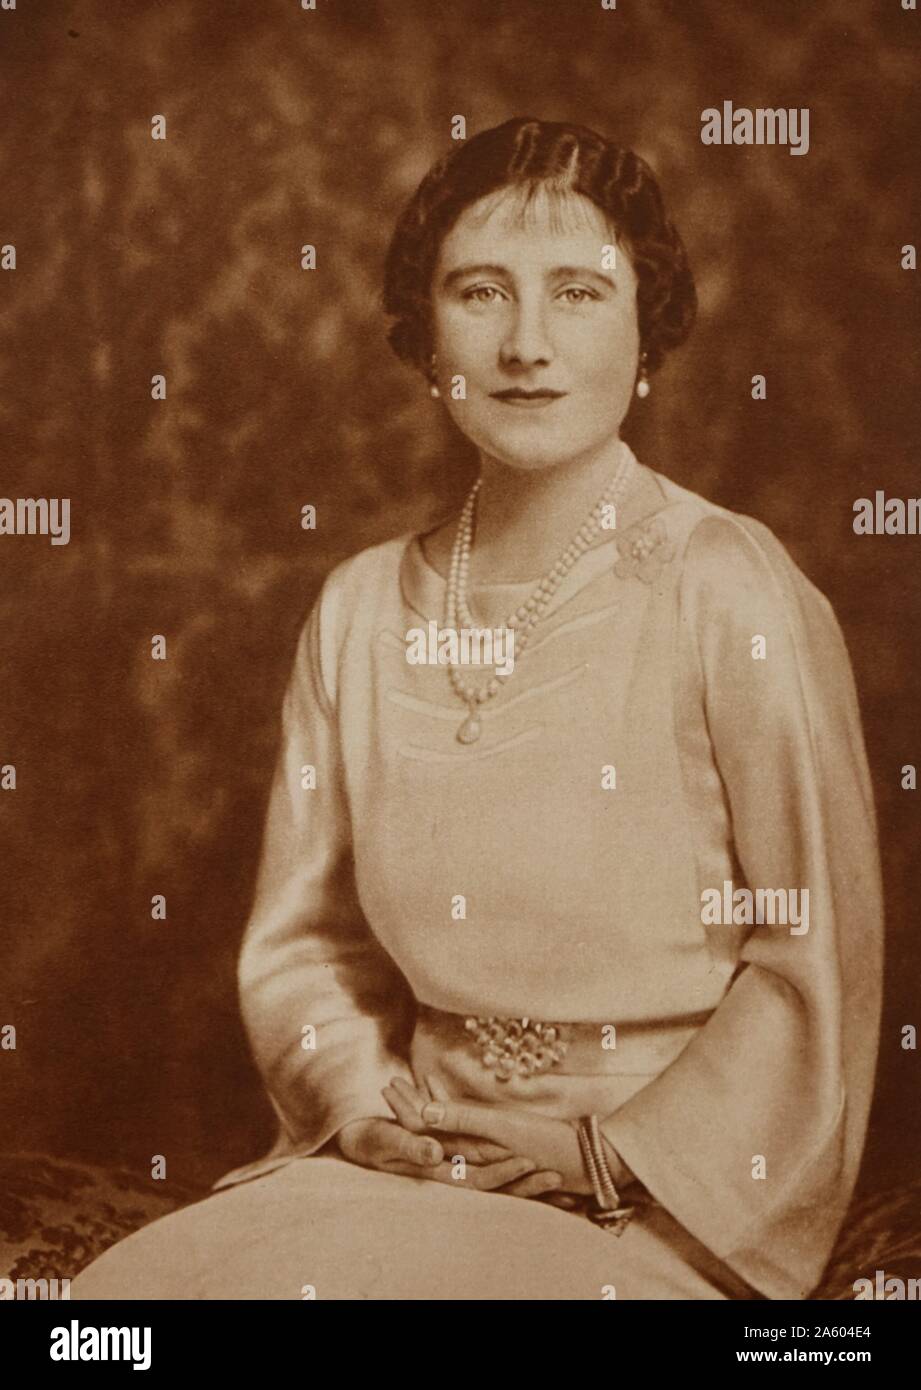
[613,514,676,584]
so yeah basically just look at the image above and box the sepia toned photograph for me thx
[2,0,919,1344]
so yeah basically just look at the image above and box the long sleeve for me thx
[600,511,884,1299]
[230,569,417,1176]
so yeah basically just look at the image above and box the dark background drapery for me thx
[1,0,918,1191]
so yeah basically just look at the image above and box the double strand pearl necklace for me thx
[444,442,635,744]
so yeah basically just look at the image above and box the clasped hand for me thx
[335,1074,595,1204]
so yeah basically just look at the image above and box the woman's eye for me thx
[559,287,596,304]
[462,285,503,304]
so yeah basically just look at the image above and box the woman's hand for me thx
[335,1112,564,1199]
[382,1075,594,1197]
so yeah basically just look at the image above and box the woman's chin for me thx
[457,414,622,475]
[470,436,600,474]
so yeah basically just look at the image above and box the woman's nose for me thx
[499,301,553,368]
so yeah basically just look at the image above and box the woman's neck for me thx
[468,436,632,583]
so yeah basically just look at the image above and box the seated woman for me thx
[72,116,884,1301]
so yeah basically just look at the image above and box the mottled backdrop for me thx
[1,0,918,1191]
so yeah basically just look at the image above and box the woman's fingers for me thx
[538,1190,584,1211]
[458,1156,538,1191]
[352,1118,549,1194]
[385,1080,507,1148]
[385,1121,444,1168]
[383,1154,538,1191]
[446,1135,515,1163]
[383,1087,516,1162]
[423,1073,451,1103]
[423,1134,514,1163]
[340,1112,563,1201]
[419,1097,526,1150]
[500,1171,564,1199]
[377,1157,455,1182]
[383,1079,429,1132]
[342,1117,443,1169]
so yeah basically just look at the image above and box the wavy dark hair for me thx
[382,117,697,382]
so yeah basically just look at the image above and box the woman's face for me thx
[430,183,641,474]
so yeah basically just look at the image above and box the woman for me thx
[72,117,883,1301]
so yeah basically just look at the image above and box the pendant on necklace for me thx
[457,713,482,744]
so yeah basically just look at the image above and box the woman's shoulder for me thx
[650,468,782,552]
[648,468,835,620]
[642,479,846,672]
[298,533,415,681]
[319,530,416,605]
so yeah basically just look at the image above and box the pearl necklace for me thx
[444,443,635,744]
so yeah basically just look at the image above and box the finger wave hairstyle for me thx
[382,117,697,382]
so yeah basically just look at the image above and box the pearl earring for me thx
[636,354,650,399]
[429,353,440,399]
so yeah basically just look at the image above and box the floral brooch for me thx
[613,514,675,584]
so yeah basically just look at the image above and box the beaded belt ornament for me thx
[463,1015,570,1080]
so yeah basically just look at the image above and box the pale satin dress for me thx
[72,447,883,1300]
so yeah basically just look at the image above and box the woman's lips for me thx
[490,393,567,410]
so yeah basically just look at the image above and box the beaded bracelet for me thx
[577,1115,635,1236]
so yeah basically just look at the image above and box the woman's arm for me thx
[237,566,418,1156]
[238,567,572,1200]
[598,512,884,1300]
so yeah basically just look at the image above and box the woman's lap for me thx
[70,1155,753,1301]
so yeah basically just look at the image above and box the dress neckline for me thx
[412,532,619,589]
[399,450,672,624]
